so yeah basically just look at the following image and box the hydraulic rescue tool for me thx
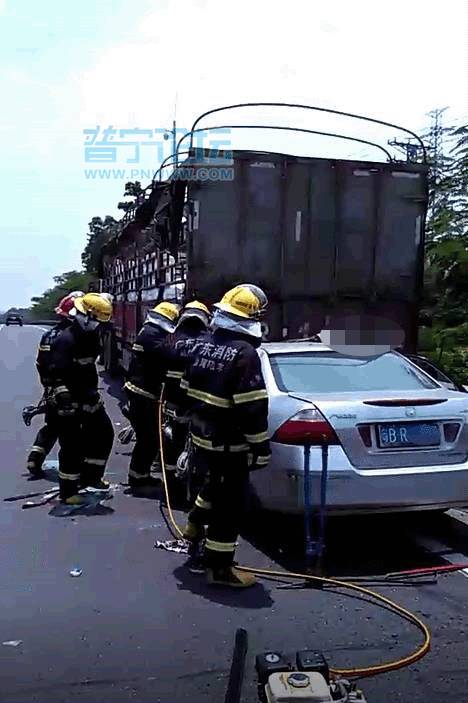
[22,399,46,426]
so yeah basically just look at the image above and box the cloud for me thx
[78,0,467,147]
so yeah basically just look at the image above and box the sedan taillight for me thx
[272,407,339,445]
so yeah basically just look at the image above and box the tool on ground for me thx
[22,487,60,508]
[118,425,135,444]
[157,387,432,681]
[22,400,46,427]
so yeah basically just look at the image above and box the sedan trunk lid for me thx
[288,389,468,469]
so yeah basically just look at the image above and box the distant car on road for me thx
[247,342,468,517]
[5,313,23,326]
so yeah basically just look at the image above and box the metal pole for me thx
[303,444,314,572]
[172,119,177,163]
[317,442,329,571]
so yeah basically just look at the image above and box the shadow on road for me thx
[242,510,443,579]
[24,467,59,484]
[49,501,115,518]
[172,564,275,609]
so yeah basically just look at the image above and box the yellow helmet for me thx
[146,302,180,333]
[152,302,180,322]
[74,292,113,322]
[214,284,268,320]
[178,300,211,327]
[184,301,210,315]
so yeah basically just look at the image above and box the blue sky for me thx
[1,0,467,309]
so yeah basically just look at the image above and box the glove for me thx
[82,392,102,413]
[54,387,75,416]
[247,441,271,472]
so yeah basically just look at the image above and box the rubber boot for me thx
[206,566,257,588]
[187,543,206,574]
[128,475,162,494]
[61,494,89,506]
[26,452,45,478]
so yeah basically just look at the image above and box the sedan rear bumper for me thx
[250,443,468,515]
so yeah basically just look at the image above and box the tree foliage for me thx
[117,180,144,213]
[81,215,118,273]
[420,113,468,382]
[81,182,143,273]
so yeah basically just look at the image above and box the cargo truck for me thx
[98,103,428,373]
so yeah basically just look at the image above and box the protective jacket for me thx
[164,326,209,413]
[124,322,168,401]
[38,323,101,405]
[181,328,271,466]
[36,319,73,388]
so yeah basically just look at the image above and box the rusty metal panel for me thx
[374,168,427,301]
[185,150,427,350]
[187,152,283,301]
[334,163,376,296]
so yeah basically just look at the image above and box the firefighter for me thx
[181,285,271,588]
[44,293,115,503]
[163,301,211,470]
[124,301,180,491]
[26,291,84,477]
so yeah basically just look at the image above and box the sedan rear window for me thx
[269,352,438,393]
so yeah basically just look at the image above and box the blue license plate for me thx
[377,422,440,449]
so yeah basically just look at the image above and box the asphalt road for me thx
[1,324,468,702]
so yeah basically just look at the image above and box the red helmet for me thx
[55,291,84,318]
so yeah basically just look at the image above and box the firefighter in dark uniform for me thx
[26,291,84,477]
[163,301,211,471]
[124,302,180,491]
[43,293,115,504]
[181,285,271,588]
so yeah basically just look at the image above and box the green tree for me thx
[117,180,144,213]
[420,114,468,382]
[82,215,118,273]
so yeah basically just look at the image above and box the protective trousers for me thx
[127,393,159,482]
[186,448,250,568]
[57,409,82,499]
[27,407,58,473]
[58,403,114,499]
[80,403,114,486]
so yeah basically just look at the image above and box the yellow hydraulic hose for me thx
[157,388,431,680]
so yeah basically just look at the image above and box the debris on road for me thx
[2,640,23,647]
[155,539,189,554]
[22,488,60,509]
[69,568,83,577]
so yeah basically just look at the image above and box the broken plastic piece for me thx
[2,640,23,647]
[155,539,189,554]
[69,568,83,577]
[43,460,59,472]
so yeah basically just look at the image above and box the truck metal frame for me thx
[98,103,428,373]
